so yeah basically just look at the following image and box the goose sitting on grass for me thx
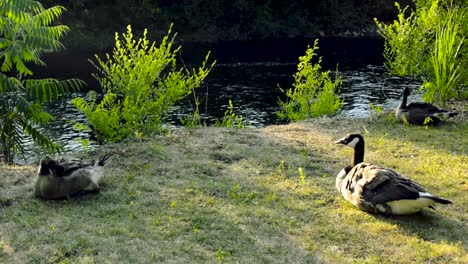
[334,133,451,215]
[396,87,457,125]
[35,154,110,200]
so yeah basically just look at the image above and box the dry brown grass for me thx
[1,114,467,263]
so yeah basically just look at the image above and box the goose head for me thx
[335,133,363,149]
[38,158,65,177]
[335,133,365,166]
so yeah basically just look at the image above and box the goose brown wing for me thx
[359,166,427,204]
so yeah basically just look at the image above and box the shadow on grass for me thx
[373,209,467,246]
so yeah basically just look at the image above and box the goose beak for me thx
[334,138,346,145]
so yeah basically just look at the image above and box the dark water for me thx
[20,38,421,162]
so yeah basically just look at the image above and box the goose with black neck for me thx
[334,133,452,215]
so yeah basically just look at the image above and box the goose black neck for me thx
[39,161,50,176]
[353,141,365,166]
[399,90,408,109]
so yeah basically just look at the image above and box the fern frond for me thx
[13,53,33,75]
[0,37,12,50]
[0,0,43,24]
[22,120,63,154]
[25,25,69,51]
[33,6,66,27]
[0,73,22,92]
[1,52,14,72]
[24,78,84,103]
[71,97,90,112]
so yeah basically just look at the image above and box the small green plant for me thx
[278,160,287,178]
[277,39,343,121]
[228,184,256,204]
[369,103,383,120]
[73,24,215,143]
[216,248,230,263]
[369,103,383,115]
[423,116,434,126]
[298,167,305,184]
[73,138,91,153]
[180,106,203,128]
[215,100,245,128]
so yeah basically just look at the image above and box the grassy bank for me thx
[1,112,467,263]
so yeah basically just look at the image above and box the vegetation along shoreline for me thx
[1,0,467,262]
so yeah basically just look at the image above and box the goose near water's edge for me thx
[395,87,457,125]
[335,133,451,215]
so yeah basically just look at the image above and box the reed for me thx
[424,10,465,106]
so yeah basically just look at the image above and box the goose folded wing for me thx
[361,169,427,204]
[58,158,91,176]
[345,163,380,192]
[407,102,442,114]
[406,102,442,112]
[405,107,442,124]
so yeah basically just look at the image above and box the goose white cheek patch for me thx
[346,137,360,148]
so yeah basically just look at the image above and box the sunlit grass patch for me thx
[0,112,467,263]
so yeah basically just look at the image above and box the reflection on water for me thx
[339,65,421,117]
[170,62,420,126]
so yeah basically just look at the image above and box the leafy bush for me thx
[277,39,343,121]
[73,24,215,143]
[375,0,467,104]
[0,0,83,163]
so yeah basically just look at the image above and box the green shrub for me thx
[277,39,343,122]
[375,1,467,104]
[73,24,215,143]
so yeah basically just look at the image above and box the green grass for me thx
[1,113,467,263]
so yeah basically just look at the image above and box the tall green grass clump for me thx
[73,24,215,143]
[423,11,464,105]
[375,0,468,103]
[277,39,343,122]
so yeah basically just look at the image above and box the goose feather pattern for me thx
[335,134,451,215]
[35,154,110,199]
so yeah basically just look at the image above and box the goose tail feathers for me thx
[90,154,111,184]
[429,196,452,205]
[420,192,452,204]
[437,111,458,119]
[97,154,111,166]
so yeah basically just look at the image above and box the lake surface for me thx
[22,38,421,162]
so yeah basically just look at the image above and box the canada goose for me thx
[335,133,451,215]
[396,87,457,125]
[35,154,110,200]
